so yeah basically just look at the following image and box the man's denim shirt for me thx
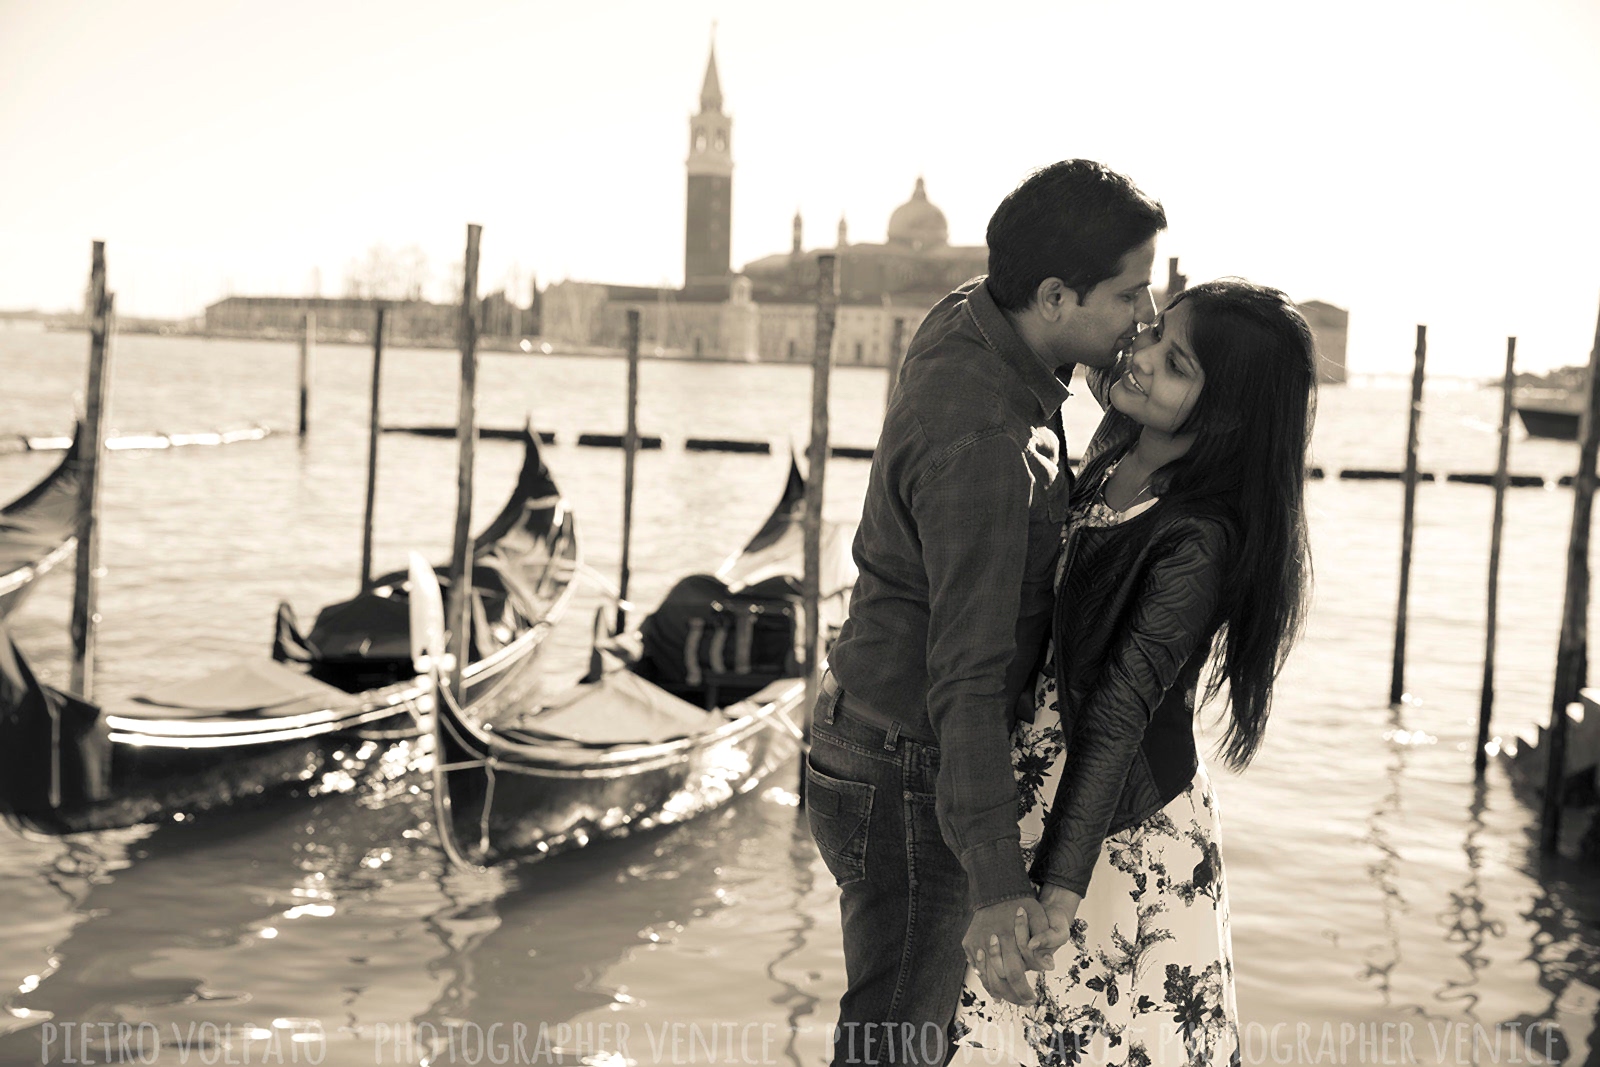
[829,276,1073,908]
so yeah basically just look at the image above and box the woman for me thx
[954,279,1318,1066]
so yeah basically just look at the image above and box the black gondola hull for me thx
[5,638,555,835]
[427,454,847,868]
[1,430,580,835]
[0,429,81,620]
[434,692,804,866]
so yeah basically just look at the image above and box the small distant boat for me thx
[0,428,81,620]
[427,456,856,868]
[0,430,580,834]
[1515,391,1582,441]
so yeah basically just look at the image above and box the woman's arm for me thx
[1032,518,1230,896]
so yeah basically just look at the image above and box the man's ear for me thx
[1034,277,1073,323]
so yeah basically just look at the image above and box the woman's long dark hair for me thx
[1152,279,1318,769]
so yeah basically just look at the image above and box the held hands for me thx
[1028,883,1082,970]
[962,897,1052,1006]
[962,886,1084,1006]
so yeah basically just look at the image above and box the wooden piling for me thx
[297,312,315,438]
[359,306,386,590]
[1542,296,1600,853]
[1167,256,1187,298]
[617,309,642,633]
[803,255,839,719]
[446,225,483,704]
[69,243,112,700]
[1389,325,1427,706]
[1476,337,1515,779]
[884,317,906,410]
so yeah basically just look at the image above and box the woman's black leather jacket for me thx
[1028,494,1236,896]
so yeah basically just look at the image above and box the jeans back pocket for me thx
[804,756,874,887]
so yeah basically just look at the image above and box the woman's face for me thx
[1109,301,1206,435]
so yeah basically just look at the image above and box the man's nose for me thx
[1137,292,1158,325]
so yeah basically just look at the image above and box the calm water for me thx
[0,327,1597,1067]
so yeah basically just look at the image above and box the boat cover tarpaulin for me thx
[639,574,800,691]
[306,593,412,661]
[512,669,720,746]
[127,658,353,717]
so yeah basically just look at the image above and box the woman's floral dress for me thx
[952,477,1241,1067]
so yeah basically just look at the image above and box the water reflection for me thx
[1512,851,1599,1063]
[0,776,444,1063]
[763,821,824,1067]
[1434,779,1500,1021]
[1352,695,1600,1061]
[413,776,828,1066]
[1358,699,1413,1011]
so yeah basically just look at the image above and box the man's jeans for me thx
[805,679,969,1066]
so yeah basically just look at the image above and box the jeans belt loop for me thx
[883,721,900,752]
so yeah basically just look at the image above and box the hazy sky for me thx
[2,0,1597,375]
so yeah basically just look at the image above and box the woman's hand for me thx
[963,899,1046,1006]
[1027,884,1082,969]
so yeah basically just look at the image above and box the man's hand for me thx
[962,898,1048,1006]
[1027,883,1083,970]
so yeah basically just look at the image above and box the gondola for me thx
[0,429,580,835]
[425,457,856,868]
[0,429,81,619]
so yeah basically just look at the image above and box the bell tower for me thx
[685,42,732,294]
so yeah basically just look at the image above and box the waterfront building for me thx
[537,44,1352,379]
[203,285,539,347]
[1299,299,1350,384]
[539,46,986,366]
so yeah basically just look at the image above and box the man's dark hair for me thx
[985,160,1167,310]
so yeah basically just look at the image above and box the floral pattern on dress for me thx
[951,680,1240,1067]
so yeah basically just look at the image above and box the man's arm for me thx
[1035,521,1229,896]
[914,429,1054,1005]
[911,429,1038,907]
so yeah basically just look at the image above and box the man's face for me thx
[1052,237,1158,369]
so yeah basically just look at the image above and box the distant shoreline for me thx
[11,318,773,365]
[7,316,1562,384]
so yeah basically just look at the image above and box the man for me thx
[804,159,1164,1065]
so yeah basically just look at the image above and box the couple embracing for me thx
[807,160,1317,1067]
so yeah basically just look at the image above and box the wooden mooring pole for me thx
[446,225,483,704]
[803,254,839,721]
[1167,256,1187,299]
[297,312,315,438]
[1476,337,1516,779]
[617,308,642,633]
[1541,296,1600,853]
[884,317,906,410]
[69,241,113,700]
[359,306,386,590]
[1389,325,1427,706]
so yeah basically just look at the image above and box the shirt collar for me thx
[965,278,1073,418]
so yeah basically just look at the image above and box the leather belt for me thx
[819,670,937,745]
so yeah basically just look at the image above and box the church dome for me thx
[887,178,948,250]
